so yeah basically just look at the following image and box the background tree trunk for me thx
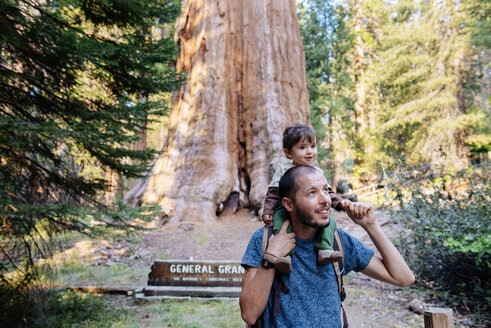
[105,167,122,205]
[353,0,367,148]
[125,0,310,223]
[478,52,489,113]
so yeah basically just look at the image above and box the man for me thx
[240,165,414,327]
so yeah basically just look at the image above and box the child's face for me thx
[285,137,317,166]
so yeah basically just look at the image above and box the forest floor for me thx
[54,209,476,327]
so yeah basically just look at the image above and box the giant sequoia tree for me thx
[126,0,311,223]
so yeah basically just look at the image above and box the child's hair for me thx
[283,124,317,150]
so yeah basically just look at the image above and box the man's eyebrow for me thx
[307,183,328,191]
[305,183,324,191]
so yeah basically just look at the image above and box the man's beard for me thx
[295,204,330,229]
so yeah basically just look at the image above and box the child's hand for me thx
[262,214,273,225]
[340,199,351,209]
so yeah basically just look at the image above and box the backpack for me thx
[248,225,348,328]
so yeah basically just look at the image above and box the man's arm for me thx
[240,221,295,325]
[346,202,415,287]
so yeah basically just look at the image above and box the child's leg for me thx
[316,216,343,264]
[273,205,293,256]
[271,205,293,274]
[315,216,336,250]
[272,204,291,235]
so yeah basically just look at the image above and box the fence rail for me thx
[352,183,378,195]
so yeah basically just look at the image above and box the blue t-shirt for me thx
[241,228,374,327]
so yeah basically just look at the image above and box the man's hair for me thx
[279,165,320,200]
[283,124,317,150]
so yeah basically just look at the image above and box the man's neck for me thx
[290,216,317,240]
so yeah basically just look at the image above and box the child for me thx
[262,124,351,274]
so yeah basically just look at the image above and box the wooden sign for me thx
[148,260,245,287]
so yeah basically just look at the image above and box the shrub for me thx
[386,162,490,321]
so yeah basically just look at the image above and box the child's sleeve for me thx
[263,186,280,216]
[262,165,287,216]
[329,190,344,210]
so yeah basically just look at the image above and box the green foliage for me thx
[465,112,491,156]
[369,0,490,168]
[298,0,355,174]
[300,0,490,178]
[35,291,117,328]
[387,162,490,319]
[443,234,491,259]
[0,0,181,325]
[461,0,491,49]
[30,291,244,328]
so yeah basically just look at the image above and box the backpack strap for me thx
[261,224,273,253]
[333,230,348,328]
[333,230,346,301]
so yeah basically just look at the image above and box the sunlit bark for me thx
[125,0,310,223]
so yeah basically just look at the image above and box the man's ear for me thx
[284,148,292,159]
[282,197,294,212]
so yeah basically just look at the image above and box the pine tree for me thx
[0,0,181,323]
[298,0,356,184]
[370,0,484,169]
[461,0,491,156]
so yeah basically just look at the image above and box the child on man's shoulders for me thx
[262,124,352,273]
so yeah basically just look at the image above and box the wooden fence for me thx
[424,308,454,328]
[352,183,386,198]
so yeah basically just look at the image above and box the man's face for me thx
[291,170,332,229]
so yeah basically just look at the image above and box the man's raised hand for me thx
[346,202,376,227]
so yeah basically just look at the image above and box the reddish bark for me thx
[125,0,310,223]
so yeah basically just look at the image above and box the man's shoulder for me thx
[241,227,266,269]
[252,226,265,239]
[246,227,267,250]
[335,228,348,237]
[335,228,375,273]
[335,228,362,255]
[335,228,357,247]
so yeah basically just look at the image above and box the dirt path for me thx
[135,209,422,327]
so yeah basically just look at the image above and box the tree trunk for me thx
[105,167,122,205]
[125,0,310,223]
[478,52,489,113]
[353,0,367,146]
[134,121,147,154]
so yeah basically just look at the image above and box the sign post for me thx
[143,260,245,298]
